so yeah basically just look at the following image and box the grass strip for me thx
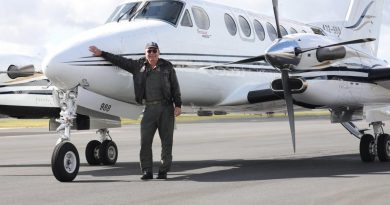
[0,110,330,128]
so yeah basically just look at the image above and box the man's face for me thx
[145,47,159,65]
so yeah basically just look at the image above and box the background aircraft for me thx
[0,54,59,118]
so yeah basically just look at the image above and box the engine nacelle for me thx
[7,64,35,79]
[316,46,346,62]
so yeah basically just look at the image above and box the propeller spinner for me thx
[265,38,302,70]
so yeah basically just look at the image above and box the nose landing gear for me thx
[51,88,119,182]
[51,90,79,182]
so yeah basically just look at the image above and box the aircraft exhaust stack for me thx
[271,78,307,94]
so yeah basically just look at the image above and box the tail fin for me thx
[341,0,384,56]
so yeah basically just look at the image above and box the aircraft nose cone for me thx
[43,51,63,81]
[42,47,84,89]
[265,38,301,70]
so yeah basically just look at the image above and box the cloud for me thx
[383,0,390,25]
[213,0,350,22]
[0,0,389,60]
[0,0,122,55]
[0,40,45,57]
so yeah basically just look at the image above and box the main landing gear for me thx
[359,122,390,162]
[85,129,118,166]
[51,89,118,182]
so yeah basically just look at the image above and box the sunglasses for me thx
[147,49,158,54]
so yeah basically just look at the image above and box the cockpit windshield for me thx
[135,1,184,25]
[106,2,141,23]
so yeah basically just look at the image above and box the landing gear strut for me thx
[51,89,79,182]
[359,122,390,162]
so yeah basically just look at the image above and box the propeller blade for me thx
[297,38,376,54]
[200,55,266,69]
[272,0,282,39]
[281,69,296,152]
[231,55,266,64]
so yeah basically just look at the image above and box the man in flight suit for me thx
[89,42,182,180]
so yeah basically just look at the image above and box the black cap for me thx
[145,42,159,49]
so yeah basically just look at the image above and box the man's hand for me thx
[89,46,102,56]
[174,107,182,117]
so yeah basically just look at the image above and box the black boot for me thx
[141,171,153,180]
[156,171,167,179]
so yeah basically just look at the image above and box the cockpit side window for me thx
[181,9,193,27]
[135,1,184,25]
[191,6,210,30]
[106,2,141,23]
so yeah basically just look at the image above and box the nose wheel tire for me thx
[99,140,118,165]
[360,134,376,162]
[377,134,390,162]
[85,140,102,165]
[51,142,80,182]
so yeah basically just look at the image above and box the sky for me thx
[0,0,389,60]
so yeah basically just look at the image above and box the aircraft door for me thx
[191,6,212,39]
[173,5,213,51]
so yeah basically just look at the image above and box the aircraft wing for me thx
[3,73,45,84]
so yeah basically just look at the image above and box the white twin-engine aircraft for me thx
[0,54,59,118]
[41,0,390,182]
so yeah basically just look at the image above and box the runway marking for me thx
[176,166,239,175]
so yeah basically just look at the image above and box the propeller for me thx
[272,0,283,39]
[200,55,266,69]
[263,1,374,152]
[231,55,266,64]
[281,68,296,152]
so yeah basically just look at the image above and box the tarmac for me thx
[1,117,390,205]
